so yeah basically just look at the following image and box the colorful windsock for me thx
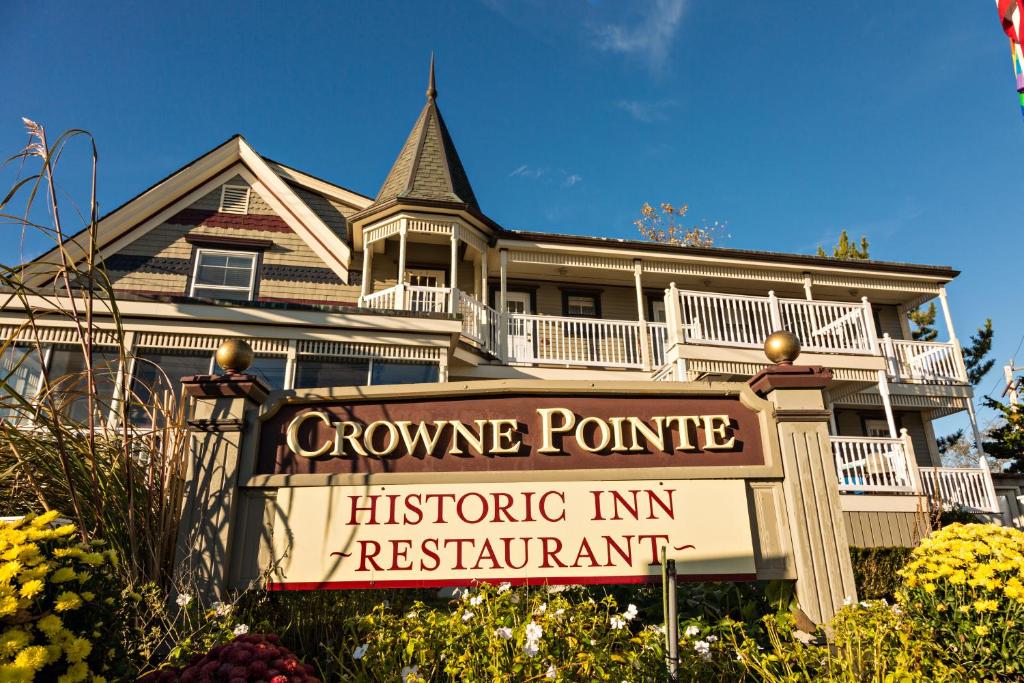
[997,0,1024,117]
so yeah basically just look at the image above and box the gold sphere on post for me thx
[764,330,801,365]
[215,338,254,375]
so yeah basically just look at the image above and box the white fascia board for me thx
[266,161,372,210]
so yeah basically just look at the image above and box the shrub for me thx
[850,547,912,601]
[338,583,672,682]
[0,511,123,682]
[139,633,319,682]
[897,523,1024,678]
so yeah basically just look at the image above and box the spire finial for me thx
[426,52,437,100]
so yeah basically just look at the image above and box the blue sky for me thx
[1,1,1021,432]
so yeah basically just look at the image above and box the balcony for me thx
[830,434,1000,513]
[359,283,667,369]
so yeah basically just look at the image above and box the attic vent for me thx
[219,184,250,214]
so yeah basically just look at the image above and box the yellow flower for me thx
[57,660,89,683]
[77,553,104,567]
[0,561,22,583]
[973,599,998,613]
[36,614,63,637]
[54,591,82,612]
[51,566,76,583]
[975,625,990,636]
[13,645,49,672]
[30,510,60,528]
[0,595,18,618]
[18,580,43,600]
[80,592,94,602]
[0,628,30,657]
[64,637,92,663]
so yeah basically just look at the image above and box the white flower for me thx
[469,594,483,607]
[462,610,474,622]
[524,642,539,657]
[694,640,711,660]
[892,604,903,614]
[535,602,547,615]
[495,626,513,640]
[175,593,192,608]
[554,608,565,617]
[401,665,418,682]
[352,643,368,660]
[735,651,743,661]
[656,624,667,635]
[212,601,232,617]
[525,622,543,642]
[498,582,512,593]
[684,624,700,638]
[624,603,638,621]
[610,616,626,630]
[706,635,718,643]
[859,601,870,608]
[843,595,853,606]
[511,594,521,604]
[545,664,556,679]
[233,624,249,636]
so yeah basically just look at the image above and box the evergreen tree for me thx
[962,319,995,386]
[981,397,1024,473]
[907,302,938,341]
[817,230,869,259]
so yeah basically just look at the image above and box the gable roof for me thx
[362,57,480,214]
[22,135,354,285]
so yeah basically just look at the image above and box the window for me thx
[864,419,893,438]
[130,351,213,425]
[0,346,46,420]
[215,355,287,391]
[46,347,119,423]
[190,249,257,301]
[562,291,600,318]
[294,358,371,390]
[219,184,250,214]
[371,362,438,385]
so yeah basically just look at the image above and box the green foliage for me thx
[962,319,994,386]
[816,230,869,260]
[980,397,1024,472]
[907,302,938,342]
[898,523,1024,678]
[849,547,912,601]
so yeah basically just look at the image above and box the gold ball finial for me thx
[764,330,800,365]
[215,338,254,375]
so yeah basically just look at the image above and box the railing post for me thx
[395,282,406,310]
[978,457,1000,514]
[881,333,899,380]
[767,290,783,330]
[861,297,877,353]
[901,428,923,493]
[664,283,685,379]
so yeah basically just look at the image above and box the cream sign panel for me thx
[268,479,756,590]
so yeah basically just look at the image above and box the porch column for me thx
[938,287,969,383]
[749,356,858,626]
[480,249,488,305]
[966,400,987,456]
[360,242,372,300]
[449,232,459,313]
[397,220,409,309]
[498,249,509,361]
[877,370,898,438]
[802,273,813,300]
[499,249,508,313]
[634,259,652,371]
[664,283,686,380]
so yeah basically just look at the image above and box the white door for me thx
[650,300,667,323]
[406,269,446,312]
[504,292,532,361]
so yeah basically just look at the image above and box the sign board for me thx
[268,479,756,589]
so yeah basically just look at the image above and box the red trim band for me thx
[266,573,757,591]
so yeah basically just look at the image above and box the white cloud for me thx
[509,164,546,178]
[592,0,686,72]
[562,174,583,187]
[615,99,677,123]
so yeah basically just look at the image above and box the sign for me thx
[258,393,765,476]
[268,479,756,589]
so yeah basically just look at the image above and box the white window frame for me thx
[189,248,258,301]
[864,419,892,438]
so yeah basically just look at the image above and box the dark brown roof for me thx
[366,58,480,213]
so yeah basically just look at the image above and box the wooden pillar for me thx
[877,370,898,438]
[634,259,652,371]
[749,364,858,626]
[449,233,459,313]
[397,220,409,309]
[176,370,269,602]
[360,241,372,300]
[498,249,509,362]
[802,273,813,301]
[480,249,488,304]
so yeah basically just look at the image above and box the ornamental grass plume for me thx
[0,512,123,682]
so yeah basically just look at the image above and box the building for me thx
[5,60,1014,538]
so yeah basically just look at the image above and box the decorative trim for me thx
[188,418,245,433]
[103,254,191,276]
[185,235,274,250]
[168,209,294,233]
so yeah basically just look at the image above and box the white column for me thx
[861,297,878,353]
[877,370,898,438]
[966,399,987,455]
[767,290,783,330]
[633,259,652,371]
[397,220,408,310]
[284,339,298,390]
[359,242,372,301]
[449,233,459,313]
[107,330,136,427]
[802,273,813,301]
[938,287,958,342]
[498,249,509,361]
[480,249,489,305]
[499,249,508,313]
[901,428,924,493]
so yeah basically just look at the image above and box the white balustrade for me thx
[406,285,449,313]
[648,322,668,367]
[832,436,916,493]
[506,314,645,368]
[919,466,1000,513]
[455,291,500,356]
[674,289,874,355]
[359,284,400,310]
[883,338,965,383]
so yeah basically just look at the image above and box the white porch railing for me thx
[648,322,668,367]
[359,284,450,314]
[455,290,500,356]
[506,314,646,368]
[832,435,917,493]
[359,284,400,310]
[674,289,874,355]
[919,464,1000,513]
[882,336,966,384]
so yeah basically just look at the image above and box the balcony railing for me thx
[675,289,874,355]
[919,465,1000,513]
[832,435,917,493]
[882,336,966,384]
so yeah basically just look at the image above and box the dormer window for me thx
[190,248,257,300]
[218,184,250,214]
